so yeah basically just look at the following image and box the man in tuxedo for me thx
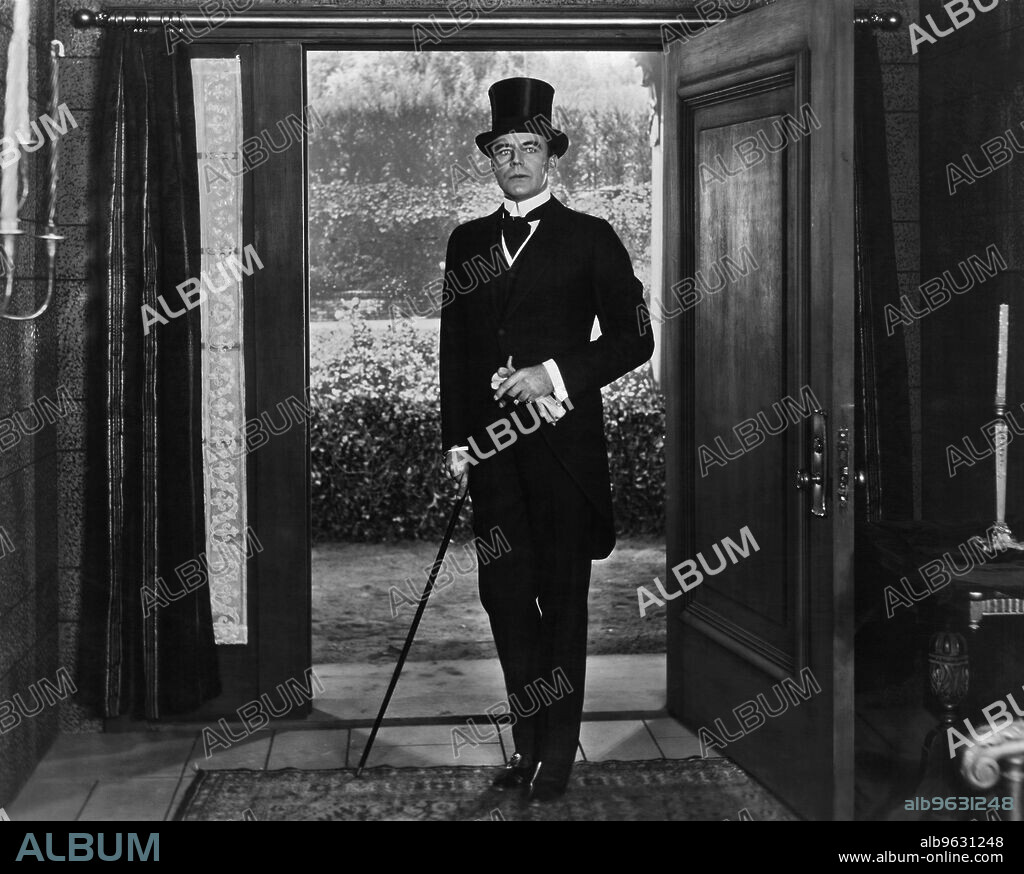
[439,77,654,801]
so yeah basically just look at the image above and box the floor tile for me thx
[77,777,180,822]
[583,654,666,712]
[359,742,504,768]
[578,720,662,761]
[7,778,95,821]
[494,722,585,762]
[644,716,694,741]
[350,723,471,749]
[656,734,707,759]
[30,731,197,781]
[187,730,271,771]
[268,729,348,770]
[350,723,512,766]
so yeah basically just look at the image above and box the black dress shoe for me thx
[491,753,534,789]
[527,761,567,803]
[527,780,566,803]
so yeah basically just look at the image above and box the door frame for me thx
[180,13,854,814]
[183,10,691,720]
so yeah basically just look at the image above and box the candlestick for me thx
[973,303,1024,555]
[1,0,29,233]
[0,36,65,321]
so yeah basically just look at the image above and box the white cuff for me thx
[542,359,569,402]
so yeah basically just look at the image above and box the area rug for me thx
[174,758,798,821]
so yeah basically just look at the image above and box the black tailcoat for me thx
[439,196,654,558]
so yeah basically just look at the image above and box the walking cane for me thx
[355,478,470,777]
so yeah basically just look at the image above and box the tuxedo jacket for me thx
[439,196,654,560]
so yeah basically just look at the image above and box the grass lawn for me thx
[312,536,666,664]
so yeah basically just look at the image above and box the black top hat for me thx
[475,77,569,158]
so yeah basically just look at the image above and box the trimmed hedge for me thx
[310,385,665,543]
[308,179,652,320]
[309,318,664,542]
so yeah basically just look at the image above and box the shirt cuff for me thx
[542,359,569,402]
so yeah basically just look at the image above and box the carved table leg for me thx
[920,631,969,781]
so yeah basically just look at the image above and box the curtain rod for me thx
[71,7,903,30]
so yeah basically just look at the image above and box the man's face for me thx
[489,133,552,202]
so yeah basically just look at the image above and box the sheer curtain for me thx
[192,57,249,645]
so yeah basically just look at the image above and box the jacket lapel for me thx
[456,207,503,329]
[500,197,568,324]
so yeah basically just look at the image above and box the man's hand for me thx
[494,357,555,405]
[443,447,470,489]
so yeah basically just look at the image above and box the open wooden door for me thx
[662,0,855,819]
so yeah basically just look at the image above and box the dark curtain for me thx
[82,30,220,719]
[854,28,914,523]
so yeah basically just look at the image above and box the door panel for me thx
[663,0,854,820]
[696,90,794,646]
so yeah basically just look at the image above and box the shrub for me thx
[307,179,652,319]
[309,315,664,542]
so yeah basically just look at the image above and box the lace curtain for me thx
[191,57,248,644]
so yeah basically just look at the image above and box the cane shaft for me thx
[996,418,1007,525]
[355,481,469,777]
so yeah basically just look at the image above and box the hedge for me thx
[310,393,665,543]
[308,179,652,320]
[309,318,664,542]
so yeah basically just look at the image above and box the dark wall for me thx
[921,0,1024,521]
[0,0,63,807]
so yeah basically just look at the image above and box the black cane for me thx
[355,478,470,777]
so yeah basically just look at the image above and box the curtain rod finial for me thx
[72,8,98,29]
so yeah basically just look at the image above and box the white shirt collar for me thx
[502,187,551,219]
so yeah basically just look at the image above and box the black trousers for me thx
[468,417,594,786]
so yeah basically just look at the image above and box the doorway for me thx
[304,48,667,719]
[193,0,855,820]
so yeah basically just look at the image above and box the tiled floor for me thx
[8,716,714,821]
[9,654,707,821]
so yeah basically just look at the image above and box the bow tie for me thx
[501,204,545,257]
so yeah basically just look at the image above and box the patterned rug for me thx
[174,758,798,821]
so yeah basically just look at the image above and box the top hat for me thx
[475,77,569,158]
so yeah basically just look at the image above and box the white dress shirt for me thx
[446,188,573,456]
[500,187,568,403]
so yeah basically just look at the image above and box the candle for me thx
[1,0,29,233]
[997,303,1009,407]
[45,42,62,228]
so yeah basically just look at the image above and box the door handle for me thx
[837,428,850,511]
[795,409,828,517]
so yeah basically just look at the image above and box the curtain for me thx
[82,30,220,719]
[854,28,914,523]
[192,57,250,645]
